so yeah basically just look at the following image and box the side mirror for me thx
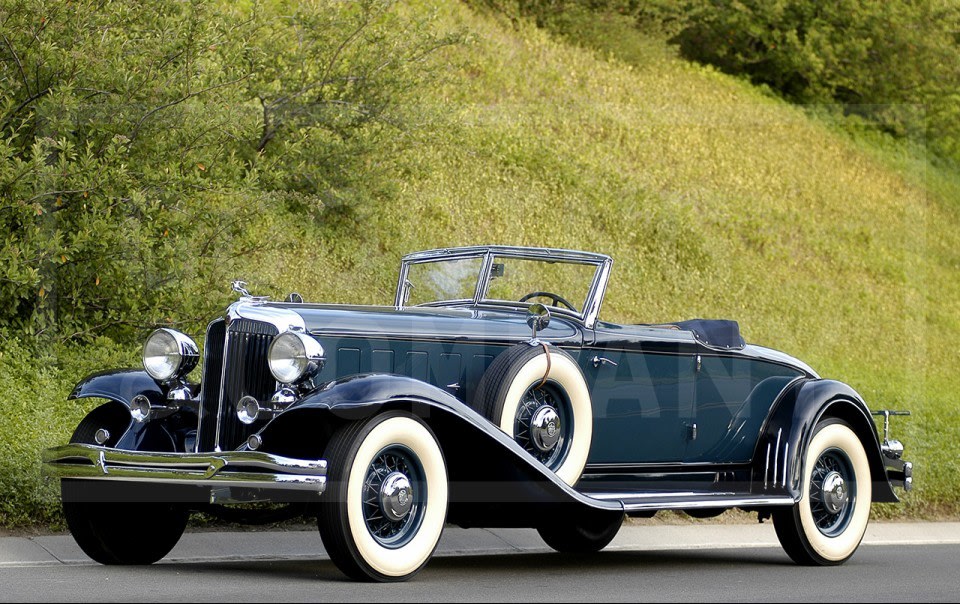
[527,303,551,340]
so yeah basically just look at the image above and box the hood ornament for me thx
[231,280,271,304]
[232,280,252,297]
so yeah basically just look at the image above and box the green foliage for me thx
[642,0,960,164]
[479,0,960,165]
[0,0,460,341]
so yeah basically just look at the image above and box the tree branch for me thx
[1,33,30,93]
[127,74,250,144]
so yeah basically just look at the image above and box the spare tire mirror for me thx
[527,303,551,339]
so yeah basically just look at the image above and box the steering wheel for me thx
[518,291,578,312]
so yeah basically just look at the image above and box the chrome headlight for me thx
[268,331,324,385]
[142,328,199,382]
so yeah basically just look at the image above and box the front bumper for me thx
[43,444,327,502]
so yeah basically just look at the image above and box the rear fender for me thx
[257,374,622,527]
[752,379,897,503]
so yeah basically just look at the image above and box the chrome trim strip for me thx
[402,245,611,265]
[213,329,231,453]
[196,318,222,453]
[782,442,789,488]
[619,496,796,511]
[42,444,327,493]
[588,491,731,501]
[773,428,782,487]
[583,491,796,511]
[476,250,495,307]
[764,442,771,489]
[303,330,583,348]
[583,257,612,329]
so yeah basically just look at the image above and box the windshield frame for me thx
[395,246,612,328]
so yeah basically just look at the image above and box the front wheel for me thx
[773,419,872,565]
[318,411,448,582]
[61,405,188,565]
[61,480,189,565]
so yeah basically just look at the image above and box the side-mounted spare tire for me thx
[473,343,592,486]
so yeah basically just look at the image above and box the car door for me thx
[581,341,697,465]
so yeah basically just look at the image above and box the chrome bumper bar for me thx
[42,444,327,494]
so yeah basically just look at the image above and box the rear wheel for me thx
[318,411,448,582]
[773,419,872,565]
[538,512,624,553]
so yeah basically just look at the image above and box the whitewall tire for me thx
[474,344,592,487]
[773,419,872,565]
[318,411,448,581]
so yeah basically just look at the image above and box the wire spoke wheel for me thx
[318,412,448,582]
[808,449,856,537]
[773,419,872,565]
[472,343,593,487]
[513,382,571,469]
[360,446,426,548]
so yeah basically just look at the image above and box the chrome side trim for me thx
[772,428,782,487]
[764,442,771,489]
[213,329,231,453]
[782,442,789,488]
[42,444,327,493]
[584,491,796,512]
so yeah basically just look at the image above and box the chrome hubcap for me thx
[530,406,561,452]
[379,471,414,522]
[822,472,847,514]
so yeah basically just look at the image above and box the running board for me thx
[582,491,796,512]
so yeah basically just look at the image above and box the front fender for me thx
[68,370,193,453]
[70,369,165,409]
[257,374,623,527]
[752,378,897,503]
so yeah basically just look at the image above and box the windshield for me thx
[403,257,484,306]
[399,250,604,317]
[482,255,597,312]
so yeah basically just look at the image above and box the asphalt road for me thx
[2,543,958,602]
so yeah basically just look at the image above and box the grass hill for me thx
[2,1,957,526]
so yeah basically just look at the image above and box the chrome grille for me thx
[197,319,226,452]
[197,318,278,452]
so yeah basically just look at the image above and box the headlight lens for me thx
[268,331,324,384]
[142,328,199,382]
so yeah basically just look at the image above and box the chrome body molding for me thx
[42,444,327,493]
[585,491,797,512]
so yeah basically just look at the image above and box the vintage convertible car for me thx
[43,245,912,581]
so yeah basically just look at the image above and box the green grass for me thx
[4,2,958,526]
